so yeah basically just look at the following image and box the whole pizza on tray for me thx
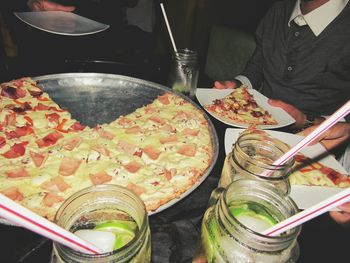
[204,86,278,125]
[0,77,214,220]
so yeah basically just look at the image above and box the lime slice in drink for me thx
[229,203,277,233]
[94,220,138,250]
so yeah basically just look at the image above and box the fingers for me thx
[43,2,76,11]
[29,1,76,12]
[213,81,236,89]
[329,211,350,225]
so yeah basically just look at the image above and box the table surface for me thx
[0,96,349,263]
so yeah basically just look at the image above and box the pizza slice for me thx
[289,153,350,188]
[205,86,278,125]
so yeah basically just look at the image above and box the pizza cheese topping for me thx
[0,77,213,220]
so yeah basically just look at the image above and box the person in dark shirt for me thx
[215,0,350,129]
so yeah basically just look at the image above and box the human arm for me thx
[298,122,350,151]
[27,0,76,12]
[268,99,325,130]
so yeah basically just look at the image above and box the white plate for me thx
[196,88,295,129]
[224,128,348,210]
[14,11,109,36]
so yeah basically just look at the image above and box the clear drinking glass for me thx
[168,48,199,99]
[220,129,294,195]
[201,179,301,263]
[51,185,151,263]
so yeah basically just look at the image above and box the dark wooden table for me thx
[0,92,349,263]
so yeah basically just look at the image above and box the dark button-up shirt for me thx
[242,0,350,117]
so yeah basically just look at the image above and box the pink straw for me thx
[0,194,101,254]
[263,187,350,236]
[274,100,350,166]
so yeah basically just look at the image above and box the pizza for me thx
[204,86,278,125]
[0,77,213,220]
[289,154,350,188]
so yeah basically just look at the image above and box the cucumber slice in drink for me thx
[94,220,138,250]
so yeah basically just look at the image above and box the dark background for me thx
[0,1,349,262]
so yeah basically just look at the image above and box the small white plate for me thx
[196,88,295,129]
[224,128,348,210]
[14,11,109,36]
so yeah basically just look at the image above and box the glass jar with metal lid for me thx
[201,179,301,263]
[52,184,151,263]
[220,129,294,196]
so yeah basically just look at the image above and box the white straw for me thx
[263,187,350,236]
[0,194,101,254]
[160,3,178,53]
[274,100,350,166]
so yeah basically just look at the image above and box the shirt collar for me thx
[288,0,349,36]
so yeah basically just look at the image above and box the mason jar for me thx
[220,129,294,195]
[52,185,151,263]
[201,179,301,263]
[168,48,199,99]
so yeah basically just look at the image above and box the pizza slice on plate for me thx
[289,154,350,188]
[205,86,278,125]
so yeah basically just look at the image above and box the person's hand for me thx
[27,0,76,12]
[298,122,350,151]
[268,99,306,129]
[213,81,237,89]
[329,202,350,227]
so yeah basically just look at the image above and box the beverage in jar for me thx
[201,179,301,263]
[52,184,151,263]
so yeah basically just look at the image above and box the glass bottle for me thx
[220,129,294,195]
[52,184,151,263]
[168,48,199,99]
[201,179,301,263]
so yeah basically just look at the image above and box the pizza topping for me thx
[5,125,34,139]
[162,124,176,133]
[2,142,28,159]
[42,193,64,207]
[89,171,112,185]
[5,167,29,179]
[5,102,32,114]
[158,93,170,105]
[124,161,143,173]
[161,168,177,181]
[41,176,70,193]
[36,131,64,148]
[117,140,137,155]
[62,137,83,151]
[27,85,44,98]
[96,127,115,140]
[24,116,34,126]
[1,187,24,201]
[125,125,142,134]
[29,150,48,167]
[59,157,82,176]
[45,113,60,124]
[183,128,199,136]
[160,135,177,144]
[4,112,16,126]
[177,144,197,157]
[1,86,25,99]
[92,144,110,157]
[69,121,86,131]
[143,145,161,160]
[149,115,166,125]
[116,116,133,126]
[127,183,146,196]
[0,136,5,148]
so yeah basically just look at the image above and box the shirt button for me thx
[287,66,293,71]
[294,31,300,37]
